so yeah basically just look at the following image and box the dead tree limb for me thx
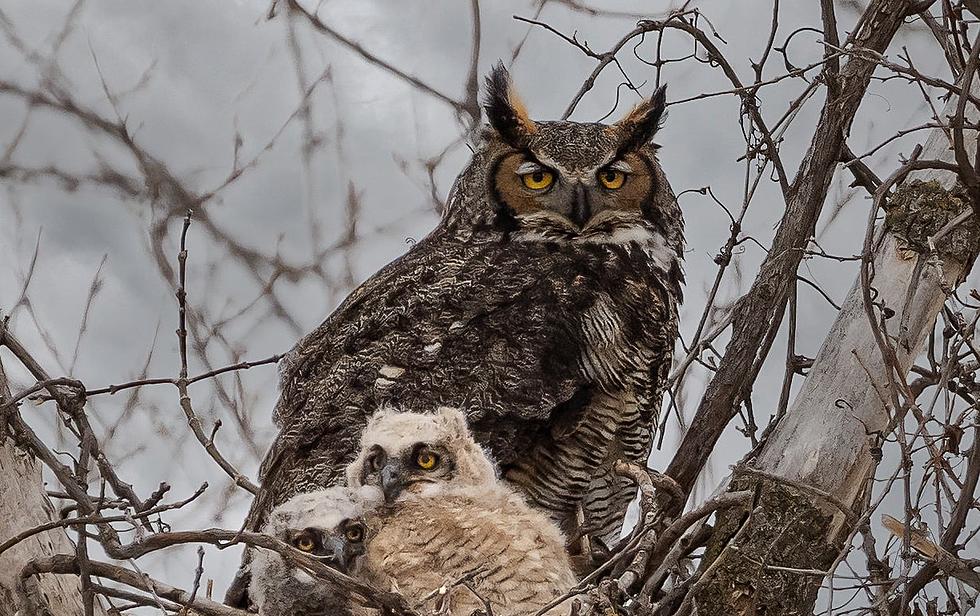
[690,76,980,616]
[881,514,980,592]
[665,0,917,500]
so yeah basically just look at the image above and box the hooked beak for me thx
[380,462,406,504]
[321,535,352,573]
[569,183,591,229]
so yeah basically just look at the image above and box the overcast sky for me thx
[0,0,964,607]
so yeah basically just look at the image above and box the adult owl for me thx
[251,486,382,616]
[349,408,580,616]
[230,61,683,605]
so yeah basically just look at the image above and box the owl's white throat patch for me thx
[578,226,676,271]
[512,212,676,272]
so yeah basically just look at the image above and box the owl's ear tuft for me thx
[483,62,537,148]
[614,85,667,153]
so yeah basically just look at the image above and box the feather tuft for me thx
[613,85,667,154]
[483,62,537,147]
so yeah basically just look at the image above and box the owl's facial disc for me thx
[287,520,365,573]
[492,151,655,237]
[364,443,452,503]
[481,66,669,244]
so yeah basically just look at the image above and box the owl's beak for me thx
[322,536,352,573]
[570,183,591,229]
[379,462,405,503]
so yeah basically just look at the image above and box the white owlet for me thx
[345,406,497,501]
[250,486,382,616]
[348,407,581,616]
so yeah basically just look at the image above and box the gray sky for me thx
[0,0,966,608]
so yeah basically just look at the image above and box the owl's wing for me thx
[619,254,683,435]
[249,232,602,523]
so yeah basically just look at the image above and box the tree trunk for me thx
[691,89,980,614]
[0,356,102,616]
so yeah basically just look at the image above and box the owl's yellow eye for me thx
[599,169,626,190]
[416,451,439,470]
[294,534,316,552]
[521,170,554,190]
[345,524,364,543]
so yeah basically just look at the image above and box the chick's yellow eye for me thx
[294,534,315,552]
[521,170,554,190]
[416,451,439,470]
[345,525,364,542]
[599,169,626,189]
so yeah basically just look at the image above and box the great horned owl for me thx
[230,62,683,605]
[251,486,381,616]
[351,408,580,616]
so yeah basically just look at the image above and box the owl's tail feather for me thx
[581,394,653,549]
[582,467,636,546]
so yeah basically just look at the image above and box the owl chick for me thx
[349,408,580,616]
[346,406,496,502]
[251,486,382,616]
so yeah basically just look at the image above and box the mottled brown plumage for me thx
[228,63,683,607]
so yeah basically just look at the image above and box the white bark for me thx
[756,237,962,509]
[691,84,980,616]
[754,96,979,529]
[0,357,102,616]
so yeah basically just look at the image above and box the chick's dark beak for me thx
[322,535,351,573]
[380,462,405,504]
[569,183,591,229]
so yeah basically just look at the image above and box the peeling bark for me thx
[695,474,837,616]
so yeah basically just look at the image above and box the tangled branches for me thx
[2,1,980,615]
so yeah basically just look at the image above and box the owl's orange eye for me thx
[599,169,626,190]
[293,533,316,552]
[416,451,439,470]
[521,170,554,190]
